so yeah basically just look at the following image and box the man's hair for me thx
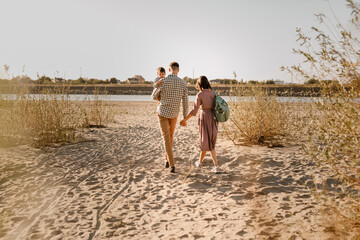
[157,67,165,73]
[196,76,212,90]
[169,62,179,71]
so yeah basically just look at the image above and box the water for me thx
[0,94,320,103]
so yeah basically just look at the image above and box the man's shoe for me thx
[170,166,176,173]
[165,161,169,168]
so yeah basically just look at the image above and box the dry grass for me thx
[0,86,115,148]
[225,85,360,237]
[80,89,116,128]
[304,89,360,238]
[283,0,360,236]
[224,86,290,146]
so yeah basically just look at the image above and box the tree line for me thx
[0,75,342,86]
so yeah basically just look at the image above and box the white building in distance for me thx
[274,79,285,85]
[126,75,145,84]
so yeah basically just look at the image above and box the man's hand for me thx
[180,119,187,127]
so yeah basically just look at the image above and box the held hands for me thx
[180,119,187,127]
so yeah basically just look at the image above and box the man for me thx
[151,62,188,173]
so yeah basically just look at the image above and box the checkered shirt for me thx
[151,74,189,119]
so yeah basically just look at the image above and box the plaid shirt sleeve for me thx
[182,85,189,119]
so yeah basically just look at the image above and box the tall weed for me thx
[305,89,360,236]
[225,86,289,145]
[0,85,115,148]
[81,88,115,128]
[284,0,360,237]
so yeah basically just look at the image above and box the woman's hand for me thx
[180,119,187,127]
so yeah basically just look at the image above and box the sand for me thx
[0,102,344,239]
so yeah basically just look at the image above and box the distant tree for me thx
[265,80,275,84]
[247,80,259,84]
[87,78,106,84]
[12,75,33,84]
[110,77,118,84]
[183,76,197,84]
[304,79,320,85]
[229,79,238,84]
[35,75,52,84]
[71,77,86,85]
[211,79,238,85]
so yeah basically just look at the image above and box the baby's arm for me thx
[157,82,161,101]
[153,77,163,87]
[155,79,163,86]
[155,79,162,101]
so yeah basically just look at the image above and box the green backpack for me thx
[213,90,230,122]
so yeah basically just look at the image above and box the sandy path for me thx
[0,102,340,239]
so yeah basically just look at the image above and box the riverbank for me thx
[0,83,323,97]
[0,101,347,239]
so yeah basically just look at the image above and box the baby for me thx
[153,67,166,101]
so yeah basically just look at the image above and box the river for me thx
[0,94,320,103]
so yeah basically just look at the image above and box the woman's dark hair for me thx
[196,75,212,90]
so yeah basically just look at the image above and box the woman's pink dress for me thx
[189,89,218,151]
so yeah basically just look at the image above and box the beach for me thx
[0,101,341,240]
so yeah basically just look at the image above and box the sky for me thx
[0,0,354,83]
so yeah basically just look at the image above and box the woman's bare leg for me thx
[199,151,206,163]
[210,149,218,166]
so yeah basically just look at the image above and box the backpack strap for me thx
[213,90,219,97]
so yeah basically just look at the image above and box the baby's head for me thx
[157,67,166,78]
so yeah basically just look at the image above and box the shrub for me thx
[0,85,115,148]
[225,86,289,145]
[305,89,360,237]
[0,87,79,147]
[81,89,115,128]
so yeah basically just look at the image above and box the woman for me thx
[180,76,220,173]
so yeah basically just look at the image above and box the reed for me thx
[81,88,115,128]
[304,89,360,237]
[0,85,115,148]
[284,0,360,237]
